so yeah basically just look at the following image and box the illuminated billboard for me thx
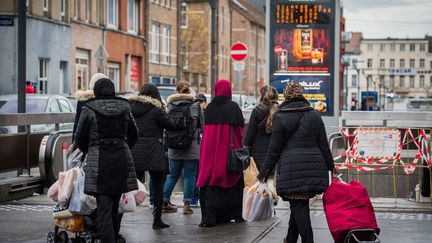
[269,0,336,116]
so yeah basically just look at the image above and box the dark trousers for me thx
[136,171,165,210]
[96,194,121,243]
[287,199,314,243]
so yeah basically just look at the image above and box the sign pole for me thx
[237,70,242,108]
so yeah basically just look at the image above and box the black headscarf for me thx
[93,78,115,99]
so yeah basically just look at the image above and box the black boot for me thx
[153,206,169,230]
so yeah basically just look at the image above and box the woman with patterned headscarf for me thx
[257,81,335,243]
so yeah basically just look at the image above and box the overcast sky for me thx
[342,0,432,38]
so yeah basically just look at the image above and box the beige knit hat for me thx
[89,73,108,90]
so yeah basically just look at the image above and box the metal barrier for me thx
[331,111,431,200]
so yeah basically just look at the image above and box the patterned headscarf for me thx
[284,81,304,100]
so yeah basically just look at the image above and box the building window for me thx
[409,76,415,87]
[367,59,372,68]
[379,75,385,86]
[39,59,49,94]
[107,63,120,92]
[409,43,415,51]
[163,77,171,84]
[161,25,171,64]
[128,0,138,34]
[351,74,357,87]
[43,0,49,17]
[390,59,395,68]
[390,44,395,51]
[420,43,426,52]
[180,2,188,29]
[73,0,77,19]
[164,0,171,7]
[107,0,118,28]
[409,59,415,68]
[400,76,405,87]
[367,75,372,87]
[85,0,90,22]
[151,23,160,63]
[420,75,425,88]
[389,76,395,88]
[151,76,160,84]
[420,59,425,68]
[400,44,405,52]
[430,76,432,88]
[367,44,373,51]
[380,44,385,52]
[400,59,405,68]
[60,0,66,21]
[96,0,101,24]
[75,49,89,91]
[379,59,385,68]
[59,61,68,94]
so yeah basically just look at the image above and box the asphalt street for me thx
[0,194,431,243]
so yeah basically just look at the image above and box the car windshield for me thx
[0,97,47,114]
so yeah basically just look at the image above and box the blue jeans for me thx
[163,159,198,203]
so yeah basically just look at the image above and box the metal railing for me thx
[0,113,75,174]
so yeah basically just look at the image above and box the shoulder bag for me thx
[227,126,250,172]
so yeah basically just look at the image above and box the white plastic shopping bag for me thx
[58,167,78,206]
[133,180,148,206]
[67,146,83,169]
[68,168,96,215]
[247,183,274,222]
[242,182,260,220]
[119,192,137,213]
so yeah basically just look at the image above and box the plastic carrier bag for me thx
[58,168,79,206]
[134,180,148,206]
[67,146,83,169]
[68,168,96,215]
[242,182,260,220]
[247,183,274,222]
[243,157,259,188]
[119,192,137,213]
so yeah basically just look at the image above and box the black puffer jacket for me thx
[243,104,272,170]
[257,99,334,197]
[129,95,177,173]
[74,98,138,196]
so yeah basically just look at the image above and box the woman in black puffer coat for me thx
[257,82,335,243]
[243,85,278,170]
[129,83,178,230]
[74,78,138,243]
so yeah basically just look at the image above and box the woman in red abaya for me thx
[196,79,245,227]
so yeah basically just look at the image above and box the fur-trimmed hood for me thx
[167,93,195,104]
[129,95,163,117]
[129,95,162,109]
[75,90,95,101]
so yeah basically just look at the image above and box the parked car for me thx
[157,84,196,105]
[232,94,257,111]
[0,94,76,134]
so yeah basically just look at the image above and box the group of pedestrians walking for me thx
[71,72,335,243]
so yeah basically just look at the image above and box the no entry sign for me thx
[230,42,248,61]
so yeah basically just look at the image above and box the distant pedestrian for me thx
[197,79,245,227]
[74,78,138,243]
[190,93,208,207]
[351,97,358,111]
[243,85,278,170]
[163,80,202,214]
[129,83,179,229]
[257,82,335,243]
[25,81,35,94]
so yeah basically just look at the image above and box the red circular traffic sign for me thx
[230,42,248,61]
[274,45,283,55]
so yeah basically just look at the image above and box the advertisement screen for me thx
[269,0,335,116]
[271,75,331,114]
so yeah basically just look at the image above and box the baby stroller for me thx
[47,204,99,243]
[323,178,380,243]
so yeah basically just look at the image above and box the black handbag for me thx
[227,126,250,172]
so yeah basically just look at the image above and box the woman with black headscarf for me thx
[74,78,138,243]
[196,79,245,227]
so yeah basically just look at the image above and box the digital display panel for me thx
[269,0,335,116]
